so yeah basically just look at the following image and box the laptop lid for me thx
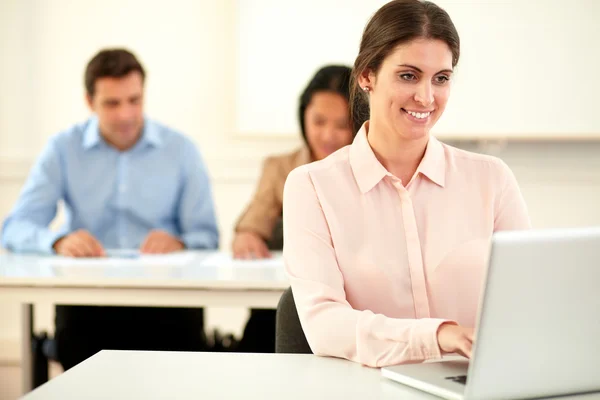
[465,227,600,400]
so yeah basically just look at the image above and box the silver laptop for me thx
[382,227,600,400]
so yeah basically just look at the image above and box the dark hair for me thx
[298,65,354,142]
[84,48,146,97]
[350,0,460,129]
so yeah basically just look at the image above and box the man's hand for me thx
[140,230,185,254]
[53,230,105,258]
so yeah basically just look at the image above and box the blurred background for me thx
[1,0,599,397]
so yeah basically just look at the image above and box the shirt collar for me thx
[82,117,102,150]
[415,134,445,188]
[298,146,312,165]
[349,122,390,194]
[82,116,162,150]
[138,119,163,148]
[349,121,446,194]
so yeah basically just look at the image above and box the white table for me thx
[0,251,288,394]
[21,351,600,400]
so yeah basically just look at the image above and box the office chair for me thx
[275,287,312,354]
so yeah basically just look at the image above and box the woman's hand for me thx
[437,323,475,359]
[232,231,271,259]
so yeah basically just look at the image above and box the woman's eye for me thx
[400,73,417,81]
[435,75,450,84]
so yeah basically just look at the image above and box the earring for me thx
[362,86,370,92]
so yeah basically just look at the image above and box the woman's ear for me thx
[357,68,375,92]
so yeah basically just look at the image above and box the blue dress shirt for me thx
[1,117,219,253]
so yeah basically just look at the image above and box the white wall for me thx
[1,0,600,398]
[237,0,600,138]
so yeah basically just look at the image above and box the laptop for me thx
[382,227,600,400]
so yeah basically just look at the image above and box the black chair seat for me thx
[275,287,312,354]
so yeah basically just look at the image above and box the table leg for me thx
[21,303,33,394]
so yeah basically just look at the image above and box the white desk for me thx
[21,351,600,400]
[0,251,288,394]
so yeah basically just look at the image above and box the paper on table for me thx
[105,249,141,259]
[199,252,284,268]
[45,250,198,267]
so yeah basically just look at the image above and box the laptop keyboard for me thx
[445,375,467,385]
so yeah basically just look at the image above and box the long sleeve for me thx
[494,161,532,231]
[177,142,219,250]
[234,157,283,240]
[283,167,449,368]
[1,138,67,254]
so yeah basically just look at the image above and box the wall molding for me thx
[0,338,19,366]
[0,158,31,183]
[0,156,264,185]
[2,148,600,186]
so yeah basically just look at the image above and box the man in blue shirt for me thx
[1,48,219,370]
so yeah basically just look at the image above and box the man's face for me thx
[87,71,144,151]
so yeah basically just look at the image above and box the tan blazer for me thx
[235,147,312,240]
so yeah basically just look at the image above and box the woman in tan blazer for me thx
[233,65,356,259]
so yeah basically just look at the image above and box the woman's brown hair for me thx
[350,0,460,129]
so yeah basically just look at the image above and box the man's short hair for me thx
[84,48,145,97]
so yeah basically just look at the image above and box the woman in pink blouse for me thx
[282,0,531,368]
